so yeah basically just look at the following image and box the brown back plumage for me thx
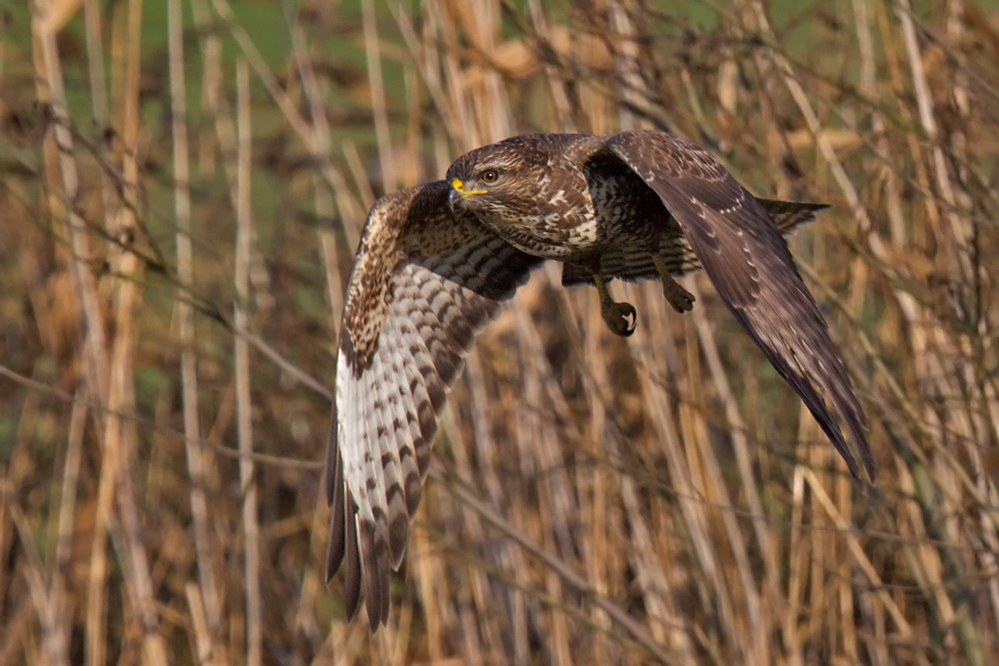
[560,198,830,286]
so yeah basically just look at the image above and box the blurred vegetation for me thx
[2,0,999,664]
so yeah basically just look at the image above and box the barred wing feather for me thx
[327,181,540,628]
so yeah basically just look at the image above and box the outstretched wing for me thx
[607,129,875,482]
[560,199,829,286]
[329,180,541,628]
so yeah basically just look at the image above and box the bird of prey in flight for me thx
[325,129,876,629]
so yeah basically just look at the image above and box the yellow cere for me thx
[451,178,487,197]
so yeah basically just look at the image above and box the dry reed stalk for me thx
[0,596,35,664]
[47,395,86,661]
[577,320,614,665]
[464,349,533,661]
[897,0,972,281]
[187,4,332,409]
[169,0,223,657]
[629,297,741,654]
[82,0,108,128]
[741,30,878,665]
[434,407,488,663]
[186,582,214,663]
[525,0,577,132]
[410,521,442,661]
[815,255,998,510]
[391,587,415,666]
[210,0,364,249]
[64,26,113,655]
[191,0,233,188]
[98,0,170,662]
[2,392,64,664]
[443,402,505,658]
[609,429,685,649]
[0,385,87,664]
[29,0,109,413]
[688,281,779,602]
[114,451,168,666]
[362,0,396,192]
[512,309,578,662]
[292,489,332,647]
[401,63,425,187]
[802,468,915,634]
[27,0,143,661]
[284,10,357,657]
[746,5,974,657]
[785,464,808,666]
[679,309,769,660]
[854,6,987,661]
[835,445,857,663]
[607,1,640,132]
[342,140,377,211]
[80,21,113,666]
[0,393,37,646]
[564,296,691,657]
[2,475,59,660]
[80,0,118,265]
[234,58,263,666]
[286,5,348,328]
[899,9,994,662]
[431,468,673,664]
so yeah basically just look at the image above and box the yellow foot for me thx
[653,255,695,313]
[593,274,637,337]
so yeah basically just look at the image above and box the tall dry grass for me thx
[1,0,998,664]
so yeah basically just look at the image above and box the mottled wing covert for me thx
[607,129,875,482]
[328,181,541,628]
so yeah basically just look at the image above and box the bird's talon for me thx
[603,300,637,337]
[663,279,695,313]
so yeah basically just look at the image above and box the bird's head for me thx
[446,166,502,215]
[445,135,557,222]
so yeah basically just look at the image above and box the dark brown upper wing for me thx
[329,181,541,629]
[607,129,875,482]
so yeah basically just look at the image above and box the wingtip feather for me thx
[326,456,346,582]
[343,496,362,621]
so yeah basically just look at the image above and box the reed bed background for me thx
[1,0,998,663]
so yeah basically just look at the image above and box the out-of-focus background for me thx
[2,0,998,663]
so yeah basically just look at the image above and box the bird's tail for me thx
[757,199,830,236]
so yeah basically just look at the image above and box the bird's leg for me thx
[592,273,637,337]
[652,255,695,313]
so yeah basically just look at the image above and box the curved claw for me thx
[603,300,637,337]
[653,255,696,313]
[663,278,695,313]
[591,272,638,336]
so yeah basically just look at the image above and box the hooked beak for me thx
[448,181,462,213]
[448,178,486,213]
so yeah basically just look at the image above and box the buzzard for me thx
[326,129,876,629]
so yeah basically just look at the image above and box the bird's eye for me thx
[480,169,499,183]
